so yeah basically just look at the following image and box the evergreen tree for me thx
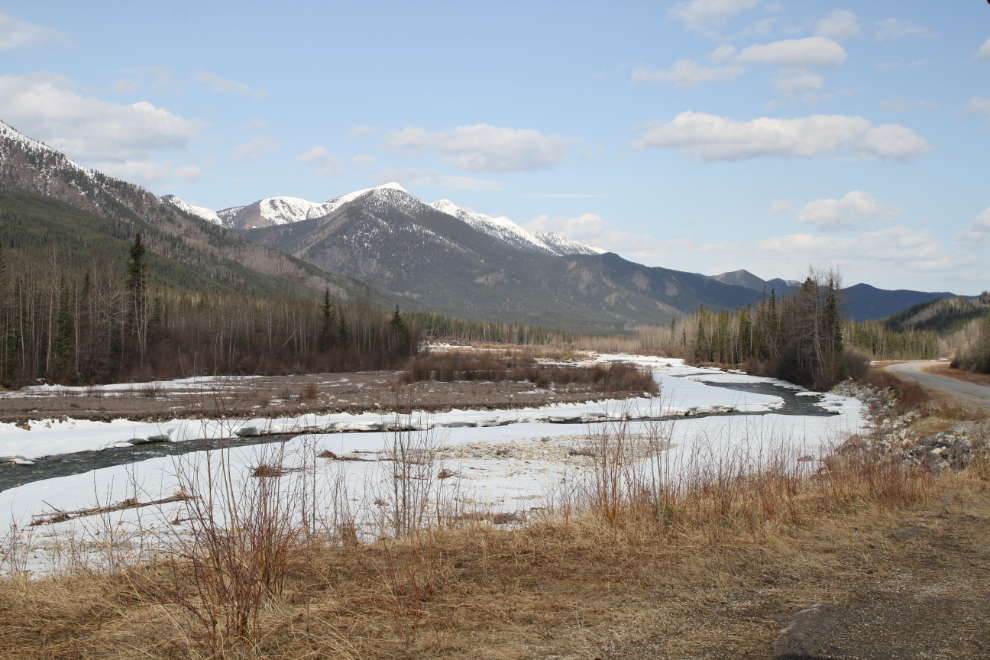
[738,307,751,362]
[126,233,149,358]
[338,309,349,345]
[390,305,411,356]
[54,281,74,374]
[319,287,335,349]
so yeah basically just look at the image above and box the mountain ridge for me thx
[168,186,606,258]
[0,121,384,303]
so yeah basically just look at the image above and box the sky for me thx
[1,0,988,293]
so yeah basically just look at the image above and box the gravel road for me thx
[886,361,990,409]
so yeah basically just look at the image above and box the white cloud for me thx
[775,191,903,232]
[381,124,578,173]
[737,37,846,70]
[873,60,927,71]
[526,193,608,199]
[0,12,64,50]
[669,0,760,28]
[873,19,937,42]
[977,37,990,61]
[699,227,961,282]
[632,60,744,88]
[109,67,174,94]
[664,229,964,288]
[111,78,142,93]
[349,125,379,138]
[94,160,203,185]
[711,44,737,62]
[734,17,776,39]
[770,200,796,214]
[881,98,936,113]
[957,207,990,245]
[632,111,932,163]
[814,10,861,41]
[767,86,860,108]
[373,167,505,191]
[524,213,679,258]
[523,209,974,288]
[772,72,823,95]
[231,138,277,163]
[295,146,345,176]
[352,154,376,168]
[968,97,990,125]
[193,71,268,99]
[0,73,200,161]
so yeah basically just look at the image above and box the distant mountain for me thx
[708,269,767,292]
[843,284,962,324]
[885,295,990,333]
[212,183,409,230]
[161,194,223,225]
[3,119,961,331]
[190,185,607,257]
[429,199,605,256]
[706,269,964,322]
[0,121,379,302]
[238,185,759,332]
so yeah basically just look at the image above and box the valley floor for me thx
[0,370,634,425]
[1,353,985,658]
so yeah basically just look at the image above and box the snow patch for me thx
[162,195,223,225]
[430,199,606,256]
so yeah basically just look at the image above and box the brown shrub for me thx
[845,349,871,380]
[400,352,658,395]
[897,380,929,409]
[301,381,319,401]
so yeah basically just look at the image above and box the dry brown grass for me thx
[401,350,658,395]
[3,428,975,659]
[4,473,986,659]
[925,363,990,387]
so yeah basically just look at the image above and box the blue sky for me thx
[2,1,989,293]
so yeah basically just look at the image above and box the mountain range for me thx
[167,183,606,259]
[0,120,968,332]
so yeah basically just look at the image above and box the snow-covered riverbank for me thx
[0,358,789,462]
[0,356,864,577]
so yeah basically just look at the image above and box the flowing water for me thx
[0,380,831,493]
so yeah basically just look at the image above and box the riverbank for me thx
[0,371,984,659]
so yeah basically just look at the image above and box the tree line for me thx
[0,235,578,386]
[0,236,417,385]
[952,313,990,374]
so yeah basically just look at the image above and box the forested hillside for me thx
[885,294,990,333]
[0,122,369,300]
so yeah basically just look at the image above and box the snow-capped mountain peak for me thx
[429,199,605,257]
[215,182,410,229]
[162,195,223,225]
[162,181,604,257]
[0,122,84,169]
[429,199,555,254]
[534,232,607,256]
[0,121,93,180]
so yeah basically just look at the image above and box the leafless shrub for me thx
[844,349,871,380]
[142,381,164,398]
[0,518,32,577]
[301,381,319,401]
[134,429,309,655]
[367,402,456,646]
[401,352,657,394]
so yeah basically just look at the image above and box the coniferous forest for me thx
[0,234,422,385]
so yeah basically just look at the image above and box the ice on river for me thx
[0,358,787,461]
[0,356,864,576]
